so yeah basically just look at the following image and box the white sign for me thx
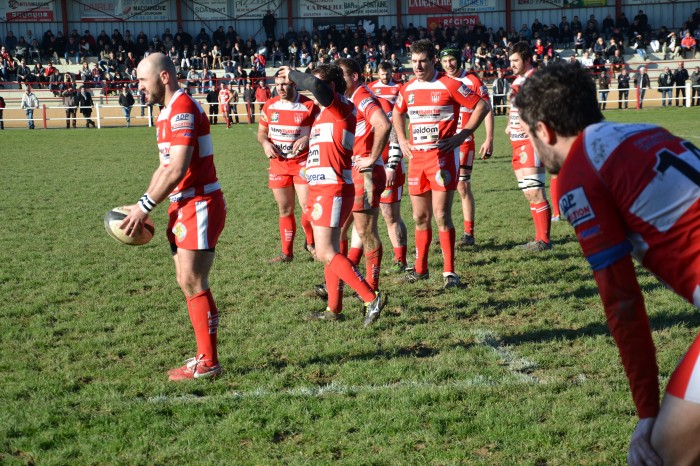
[453,0,499,13]
[80,0,170,21]
[234,0,281,19]
[194,0,228,20]
[0,0,55,21]
[299,0,389,18]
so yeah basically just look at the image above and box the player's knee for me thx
[177,274,207,297]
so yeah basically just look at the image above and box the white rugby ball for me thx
[104,207,155,246]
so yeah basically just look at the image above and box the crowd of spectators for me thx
[0,6,698,96]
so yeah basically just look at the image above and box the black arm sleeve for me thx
[288,70,334,107]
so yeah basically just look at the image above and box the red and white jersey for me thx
[452,70,489,143]
[559,122,700,414]
[394,72,481,151]
[217,88,231,106]
[508,68,536,147]
[368,79,402,106]
[259,94,317,159]
[157,89,220,199]
[305,92,356,196]
[350,84,384,166]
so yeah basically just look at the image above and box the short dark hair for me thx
[378,62,393,73]
[514,62,603,138]
[335,58,361,76]
[509,41,533,63]
[313,64,346,94]
[409,39,435,61]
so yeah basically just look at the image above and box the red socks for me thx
[329,253,375,302]
[414,229,432,275]
[550,176,560,218]
[347,247,364,266]
[463,221,474,236]
[325,265,343,313]
[186,289,219,365]
[301,211,314,247]
[531,201,551,243]
[439,229,456,274]
[340,239,348,257]
[279,214,296,257]
[394,246,407,265]
[365,245,382,291]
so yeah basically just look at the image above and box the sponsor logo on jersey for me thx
[561,187,596,227]
[519,151,528,164]
[381,188,392,198]
[172,222,187,242]
[375,88,382,94]
[431,92,441,103]
[359,97,375,112]
[306,173,327,182]
[435,169,451,187]
[457,84,472,98]
[171,112,194,131]
[407,93,414,104]
[311,202,323,221]
[294,113,303,124]
[579,225,602,240]
[299,167,306,179]
[271,112,280,122]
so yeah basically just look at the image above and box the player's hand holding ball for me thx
[104,205,155,245]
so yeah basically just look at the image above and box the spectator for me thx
[263,9,277,40]
[657,66,674,107]
[598,71,611,110]
[16,58,34,89]
[681,31,697,58]
[611,49,625,74]
[254,79,271,117]
[63,36,80,65]
[632,34,648,61]
[21,86,39,129]
[5,31,18,52]
[211,44,222,69]
[617,68,630,109]
[665,32,681,59]
[180,44,192,69]
[1,46,15,82]
[185,67,200,94]
[270,41,284,67]
[118,85,135,127]
[234,64,248,91]
[616,12,629,35]
[62,84,78,128]
[574,31,585,55]
[602,14,615,39]
[14,36,29,61]
[48,68,63,96]
[200,66,213,94]
[196,28,212,47]
[228,82,240,124]
[674,62,689,106]
[634,66,651,108]
[205,86,219,125]
[492,68,509,115]
[692,66,700,107]
[77,85,96,128]
[243,81,255,122]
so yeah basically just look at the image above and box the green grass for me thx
[1,108,699,464]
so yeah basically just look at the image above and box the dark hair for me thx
[335,58,361,76]
[514,62,603,138]
[377,61,393,73]
[313,64,346,94]
[409,39,435,60]
[509,41,533,62]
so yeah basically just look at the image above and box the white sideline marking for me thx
[146,376,538,404]
[472,329,541,384]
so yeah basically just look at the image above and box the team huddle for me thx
[117,39,700,465]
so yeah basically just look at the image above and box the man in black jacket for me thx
[118,85,135,127]
[657,66,674,107]
[674,62,689,107]
[77,85,95,127]
[617,68,630,109]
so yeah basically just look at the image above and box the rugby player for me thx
[517,61,700,466]
[368,62,409,273]
[507,41,553,251]
[257,71,318,263]
[277,65,386,326]
[336,58,391,291]
[120,53,226,380]
[438,48,494,248]
[392,39,488,289]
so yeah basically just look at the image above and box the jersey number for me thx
[655,141,700,187]
[631,140,700,232]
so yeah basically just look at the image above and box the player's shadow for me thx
[469,237,580,253]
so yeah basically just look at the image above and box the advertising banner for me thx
[194,0,228,20]
[427,15,480,30]
[1,0,55,22]
[300,0,389,18]
[408,0,453,15]
[234,0,281,19]
[452,0,498,13]
[514,0,565,10]
[80,0,170,22]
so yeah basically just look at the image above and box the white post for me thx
[686,82,692,107]
[96,103,102,129]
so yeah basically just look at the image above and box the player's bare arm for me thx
[257,124,281,159]
[120,145,194,236]
[355,109,391,172]
[392,110,413,159]
[480,101,495,159]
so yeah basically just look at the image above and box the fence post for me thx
[686,81,692,107]
[96,103,101,129]
[42,104,47,129]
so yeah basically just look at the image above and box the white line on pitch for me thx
[472,329,540,384]
[145,376,539,404]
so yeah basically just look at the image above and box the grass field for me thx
[1,107,699,465]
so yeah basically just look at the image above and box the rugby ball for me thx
[104,207,155,246]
